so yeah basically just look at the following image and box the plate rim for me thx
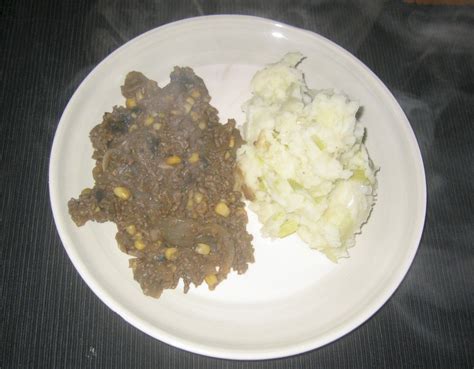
[49,14,427,360]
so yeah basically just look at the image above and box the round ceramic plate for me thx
[49,15,426,360]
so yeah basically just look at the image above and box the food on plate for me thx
[236,53,377,261]
[68,67,254,298]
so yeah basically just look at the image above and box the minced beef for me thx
[68,67,254,298]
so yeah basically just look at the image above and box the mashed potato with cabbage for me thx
[237,53,377,261]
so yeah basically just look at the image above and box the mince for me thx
[68,67,254,298]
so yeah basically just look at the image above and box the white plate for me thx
[49,15,426,360]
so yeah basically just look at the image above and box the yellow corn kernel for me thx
[229,136,235,148]
[134,239,146,250]
[144,115,154,126]
[152,123,162,130]
[190,89,201,98]
[166,155,182,165]
[194,192,203,204]
[126,98,137,109]
[188,152,199,164]
[80,188,92,196]
[198,121,206,130]
[205,274,218,288]
[224,151,231,160]
[195,243,211,255]
[165,247,178,261]
[126,225,136,235]
[215,201,230,217]
[113,186,131,200]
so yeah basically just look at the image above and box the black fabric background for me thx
[1,0,473,368]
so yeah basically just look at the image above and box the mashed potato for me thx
[237,53,377,261]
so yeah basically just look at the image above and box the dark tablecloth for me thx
[1,0,473,368]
